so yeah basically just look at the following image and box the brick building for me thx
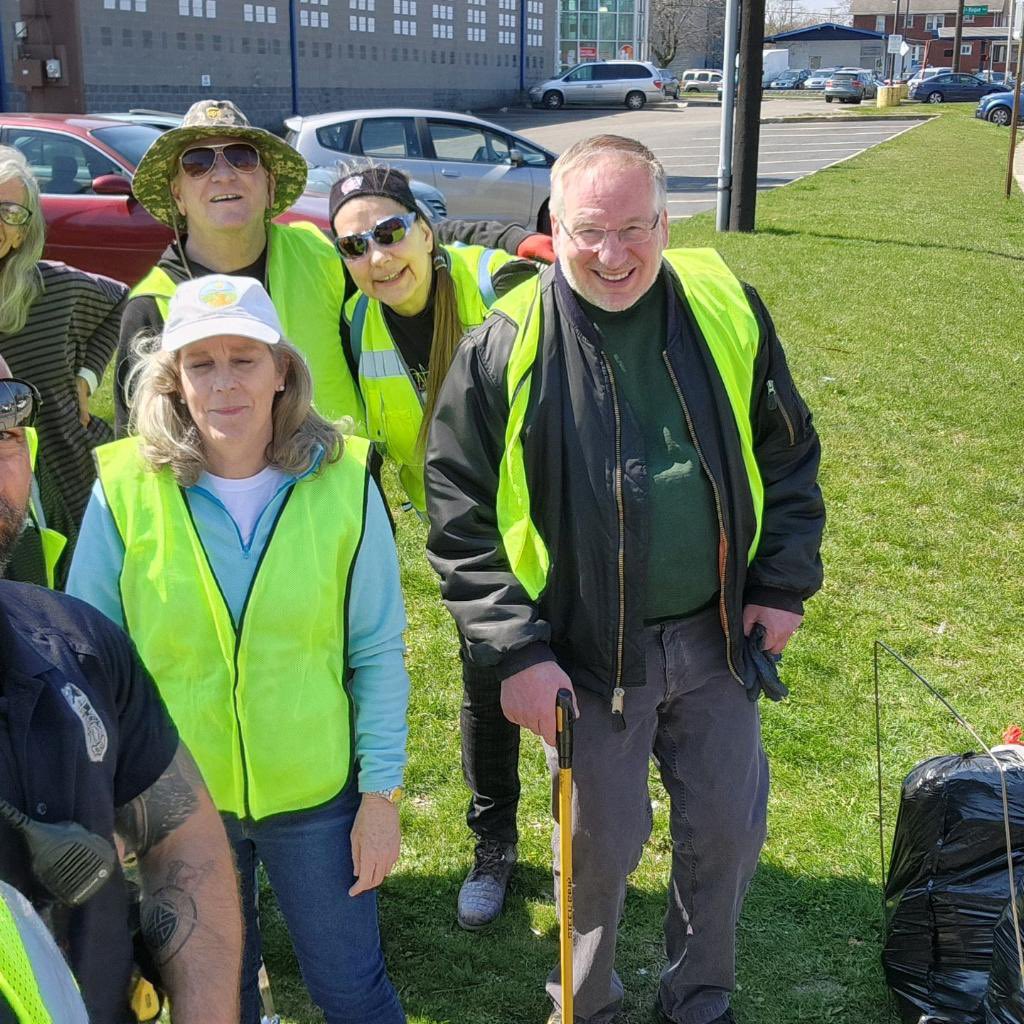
[1,0,558,128]
[851,0,1018,74]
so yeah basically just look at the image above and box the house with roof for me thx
[850,0,1017,73]
[763,22,888,73]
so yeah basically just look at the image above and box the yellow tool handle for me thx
[558,767,574,1022]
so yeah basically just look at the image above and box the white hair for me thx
[549,134,667,220]
[0,146,44,335]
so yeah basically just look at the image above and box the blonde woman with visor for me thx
[68,274,410,1024]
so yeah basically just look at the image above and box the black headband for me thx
[329,167,419,230]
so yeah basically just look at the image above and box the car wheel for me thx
[685,86,699,93]
[927,91,944,103]
[825,95,833,103]
[989,105,1012,126]
[625,91,646,110]
[543,90,563,110]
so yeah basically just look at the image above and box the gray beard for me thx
[0,497,27,577]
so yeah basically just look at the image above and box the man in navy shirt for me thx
[0,358,242,1022]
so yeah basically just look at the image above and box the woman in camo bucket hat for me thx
[131,99,308,228]
[114,99,366,437]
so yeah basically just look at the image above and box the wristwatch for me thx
[365,787,404,804]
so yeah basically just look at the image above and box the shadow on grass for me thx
[756,225,1024,264]
[256,860,900,1023]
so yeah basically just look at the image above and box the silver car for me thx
[529,60,666,110]
[681,69,724,94]
[803,69,835,90]
[284,109,555,230]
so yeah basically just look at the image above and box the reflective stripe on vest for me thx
[346,243,511,512]
[94,436,371,821]
[24,428,66,589]
[130,222,366,430]
[0,894,51,1024]
[492,249,764,601]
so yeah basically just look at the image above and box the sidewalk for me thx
[1015,138,1024,193]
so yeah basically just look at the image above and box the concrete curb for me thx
[760,114,934,124]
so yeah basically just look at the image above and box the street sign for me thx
[887,33,904,53]
[900,40,911,55]
[1014,0,1023,41]
[963,4,988,12]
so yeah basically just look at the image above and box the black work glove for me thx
[743,623,790,703]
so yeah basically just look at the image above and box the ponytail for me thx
[417,246,465,452]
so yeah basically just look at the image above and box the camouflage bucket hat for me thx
[131,99,308,228]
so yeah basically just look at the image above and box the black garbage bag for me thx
[883,748,1024,1024]
[984,882,1024,1024]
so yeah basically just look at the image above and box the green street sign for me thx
[964,5,988,13]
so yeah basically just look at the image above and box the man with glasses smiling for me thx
[425,135,825,1024]
[114,99,365,435]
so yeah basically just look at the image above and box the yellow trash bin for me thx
[876,85,901,108]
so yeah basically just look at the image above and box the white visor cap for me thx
[161,274,283,353]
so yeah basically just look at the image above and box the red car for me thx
[0,113,343,287]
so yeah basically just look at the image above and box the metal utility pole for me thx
[289,0,300,116]
[715,0,740,231]
[730,0,767,230]
[952,0,966,70]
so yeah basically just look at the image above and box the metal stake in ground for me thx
[556,688,576,1022]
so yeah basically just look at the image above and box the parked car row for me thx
[1,104,559,286]
[824,69,880,104]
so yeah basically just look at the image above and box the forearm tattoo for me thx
[115,747,202,857]
[141,860,204,966]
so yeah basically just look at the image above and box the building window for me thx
[432,22,453,36]
[394,0,416,13]
[528,31,541,45]
[468,8,486,22]
[924,13,944,29]
[350,15,375,30]
[874,14,885,31]
[960,41,972,54]
[431,3,452,16]
[394,18,416,32]
[467,25,486,39]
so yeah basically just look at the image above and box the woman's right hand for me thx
[76,376,91,428]
[349,794,401,897]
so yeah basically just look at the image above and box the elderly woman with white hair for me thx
[0,145,126,584]
[67,274,410,1024]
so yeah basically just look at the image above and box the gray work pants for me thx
[543,607,769,1024]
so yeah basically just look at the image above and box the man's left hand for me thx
[742,604,803,656]
[349,794,401,897]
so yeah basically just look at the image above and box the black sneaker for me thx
[456,839,517,930]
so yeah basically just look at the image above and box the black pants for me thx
[460,656,521,846]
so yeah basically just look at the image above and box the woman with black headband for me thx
[330,164,546,932]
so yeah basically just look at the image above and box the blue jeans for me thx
[222,784,406,1024]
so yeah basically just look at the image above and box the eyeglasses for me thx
[178,142,262,179]
[566,214,661,252]
[0,378,40,432]
[334,212,419,261]
[0,202,32,228]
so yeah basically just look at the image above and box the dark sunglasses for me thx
[178,142,262,179]
[0,201,31,228]
[334,211,418,261]
[0,378,40,431]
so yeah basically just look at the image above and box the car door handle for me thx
[441,169,461,177]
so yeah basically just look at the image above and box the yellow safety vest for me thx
[493,248,765,600]
[24,428,66,589]
[131,221,366,430]
[0,883,87,1024]
[344,243,512,512]
[94,435,371,821]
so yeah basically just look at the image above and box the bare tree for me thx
[764,0,825,36]
[650,0,725,67]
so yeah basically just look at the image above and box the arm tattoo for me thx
[140,860,205,966]
[115,746,202,857]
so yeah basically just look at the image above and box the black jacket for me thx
[425,258,825,703]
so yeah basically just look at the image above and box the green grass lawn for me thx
[92,104,1024,1022]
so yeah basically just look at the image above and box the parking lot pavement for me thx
[489,102,924,219]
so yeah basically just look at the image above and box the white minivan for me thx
[529,61,666,110]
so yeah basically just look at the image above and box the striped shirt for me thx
[0,262,126,578]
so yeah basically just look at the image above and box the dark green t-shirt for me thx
[580,278,720,621]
